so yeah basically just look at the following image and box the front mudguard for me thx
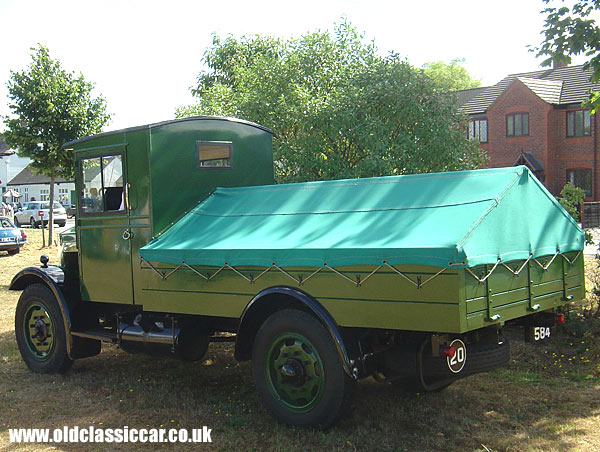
[10,265,99,359]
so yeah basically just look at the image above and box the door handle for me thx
[123,229,133,240]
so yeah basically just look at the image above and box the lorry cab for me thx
[66,116,274,305]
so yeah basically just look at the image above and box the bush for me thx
[557,182,594,245]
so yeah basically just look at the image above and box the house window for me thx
[566,168,592,197]
[506,113,529,137]
[567,110,591,137]
[468,119,488,143]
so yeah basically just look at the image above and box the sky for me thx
[0,0,591,132]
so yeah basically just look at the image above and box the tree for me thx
[4,45,110,245]
[178,21,487,183]
[536,0,600,111]
[422,58,481,92]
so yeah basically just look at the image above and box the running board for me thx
[72,329,117,342]
[71,329,236,343]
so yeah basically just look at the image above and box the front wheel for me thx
[15,284,73,374]
[251,309,353,429]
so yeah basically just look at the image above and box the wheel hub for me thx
[266,333,325,413]
[32,319,49,342]
[23,303,54,360]
[280,358,306,384]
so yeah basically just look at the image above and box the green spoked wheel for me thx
[22,302,55,360]
[15,284,73,374]
[265,332,325,413]
[252,309,353,429]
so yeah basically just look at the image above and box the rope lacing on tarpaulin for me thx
[464,249,581,283]
[140,249,581,289]
[139,258,447,289]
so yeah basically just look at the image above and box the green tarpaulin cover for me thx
[140,166,583,269]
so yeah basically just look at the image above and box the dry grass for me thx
[0,231,599,451]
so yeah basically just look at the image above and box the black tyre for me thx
[391,338,510,393]
[15,284,73,374]
[7,248,20,255]
[420,337,510,378]
[252,309,353,429]
[30,217,37,229]
[13,216,20,227]
[58,222,66,228]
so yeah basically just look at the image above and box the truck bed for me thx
[138,166,585,334]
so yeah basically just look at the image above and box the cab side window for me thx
[80,154,125,215]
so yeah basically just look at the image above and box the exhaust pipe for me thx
[117,315,209,361]
[118,322,179,347]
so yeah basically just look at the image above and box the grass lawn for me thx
[0,229,599,451]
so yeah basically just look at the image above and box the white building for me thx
[7,165,75,206]
[0,142,31,196]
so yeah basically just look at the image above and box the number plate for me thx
[525,326,553,342]
[0,237,16,243]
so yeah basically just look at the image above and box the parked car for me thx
[13,201,67,228]
[57,226,76,264]
[0,216,27,255]
[66,204,76,218]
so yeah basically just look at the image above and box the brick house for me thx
[458,64,600,201]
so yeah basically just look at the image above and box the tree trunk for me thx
[48,171,54,247]
[41,219,46,247]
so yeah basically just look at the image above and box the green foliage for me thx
[422,58,481,92]
[178,21,487,183]
[558,182,594,244]
[3,44,110,180]
[4,44,110,244]
[558,182,585,219]
[535,0,600,112]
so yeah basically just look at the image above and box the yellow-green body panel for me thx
[137,251,584,333]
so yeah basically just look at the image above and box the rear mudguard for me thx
[235,286,359,379]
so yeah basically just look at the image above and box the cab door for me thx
[76,149,134,303]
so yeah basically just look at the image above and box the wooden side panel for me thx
[137,252,584,334]
[139,264,464,333]
[464,251,585,331]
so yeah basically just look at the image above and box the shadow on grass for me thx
[0,326,598,452]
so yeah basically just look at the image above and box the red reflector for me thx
[38,210,44,217]
[442,346,456,358]
[556,314,566,324]
[21,230,27,239]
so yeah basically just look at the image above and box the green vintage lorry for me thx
[10,116,585,429]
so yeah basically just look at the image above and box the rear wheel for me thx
[29,217,37,229]
[7,248,20,255]
[252,309,353,429]
[15,284,73,374]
